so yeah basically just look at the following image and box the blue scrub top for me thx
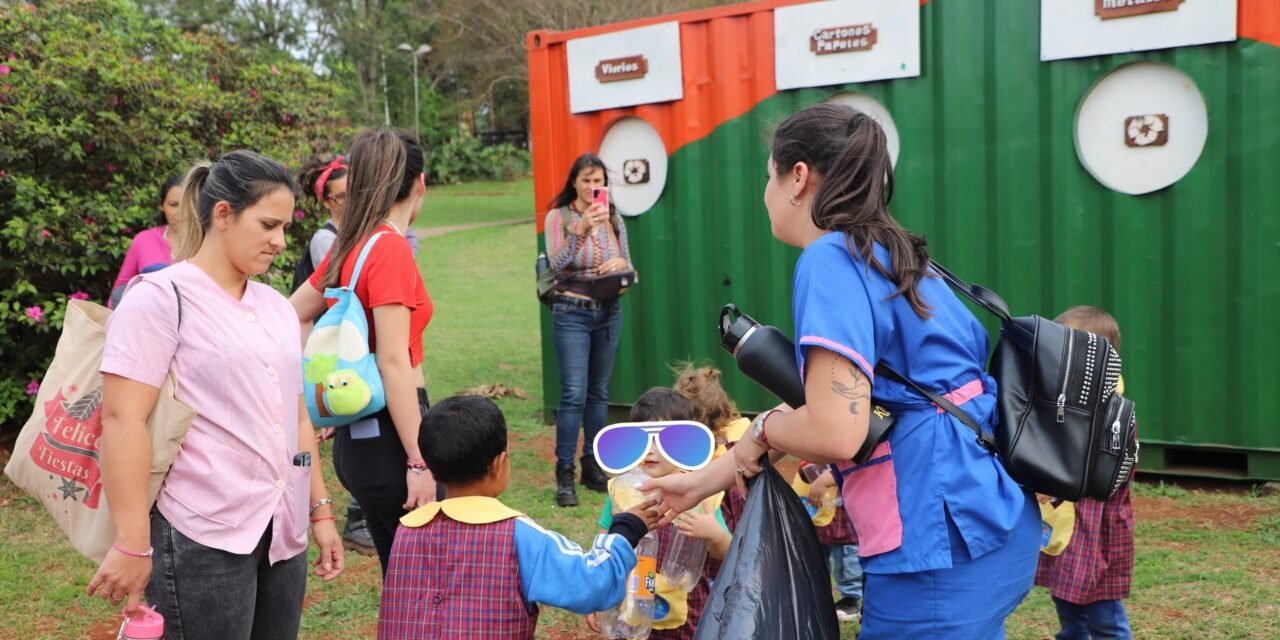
[792,232,1028,575]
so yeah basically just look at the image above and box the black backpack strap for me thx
[929,260,1013,323]
[875,364,998,455]
[170,281,183,328]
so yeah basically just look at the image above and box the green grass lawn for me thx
[414,177,537,229]
[1,180,1278,639]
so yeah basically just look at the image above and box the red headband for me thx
[315,156,348,202]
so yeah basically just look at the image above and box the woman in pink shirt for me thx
[88,151,344,639]
[109,175,183,308]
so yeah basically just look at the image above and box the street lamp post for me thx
[398,43,432,142]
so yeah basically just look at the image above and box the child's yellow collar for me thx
[399,496,523,528]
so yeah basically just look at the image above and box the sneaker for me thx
[834,597,861,623]
[342,518,377,556]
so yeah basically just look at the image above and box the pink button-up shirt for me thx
[101,261,307,564]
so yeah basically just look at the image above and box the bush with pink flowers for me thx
[0,0,348,434]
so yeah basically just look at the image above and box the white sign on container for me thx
[598,117,668,217]
[1041,0,1237,61]
[566,22,683,114]
[1074,62,1209,195]
[774,0,920,92]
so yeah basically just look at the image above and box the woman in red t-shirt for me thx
[290,130,434,573]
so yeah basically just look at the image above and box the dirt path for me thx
[416,217,531,238]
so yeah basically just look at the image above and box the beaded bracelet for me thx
[309,497,333,514]
[112,542,154,558]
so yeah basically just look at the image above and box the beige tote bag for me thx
[4,290,195,563]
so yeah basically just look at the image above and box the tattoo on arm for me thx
[830,363,871,419]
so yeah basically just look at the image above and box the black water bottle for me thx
[720,303,895,464]
[719,304,807,409]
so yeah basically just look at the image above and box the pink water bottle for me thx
[116,606,164,640]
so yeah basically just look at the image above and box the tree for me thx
[431,0,727,132]
[0,0,348,437]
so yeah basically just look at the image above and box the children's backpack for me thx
[292,221,337,293]
[303,232,387,428]
[915,261,1139,502]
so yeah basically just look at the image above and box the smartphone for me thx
[800,463,824,484]
[591,186,609,209]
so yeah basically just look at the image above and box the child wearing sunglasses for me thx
[378,396,660,639]
[673,364,753,460]
[586,388,731,640]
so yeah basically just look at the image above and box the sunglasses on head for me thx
[592,421,715,475]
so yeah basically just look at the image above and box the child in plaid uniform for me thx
[1035,307,1136,640]
[589,388,732,640]
[800,463,864,623]
[378,396,658,640]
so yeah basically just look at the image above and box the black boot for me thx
[555,463,579,507]
[580,455,608,493]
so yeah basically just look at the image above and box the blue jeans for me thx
[552,300,622,466]
[824,543,864,600]
[1053,598,1132,640]
[146,509,307,640]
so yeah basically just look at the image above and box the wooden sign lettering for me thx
[810,23,878,55]
[595,55,649,83]
[1095,0,1185,20]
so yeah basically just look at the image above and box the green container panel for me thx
[538,0,1280,478]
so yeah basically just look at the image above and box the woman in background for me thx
[110,175,182,307]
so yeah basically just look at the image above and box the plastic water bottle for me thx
[599,531,658,639]
[661,508,708,592]
[610,469,656,512]
[116,606,164,640]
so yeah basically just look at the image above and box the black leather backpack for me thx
[922,262,1139,501]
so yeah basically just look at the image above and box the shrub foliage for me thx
[0,0,348,434]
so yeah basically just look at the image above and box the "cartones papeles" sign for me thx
[810,23,878,55]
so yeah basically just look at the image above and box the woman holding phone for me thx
[543,153,635,507]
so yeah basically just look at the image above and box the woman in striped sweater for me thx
[543,153,635,507]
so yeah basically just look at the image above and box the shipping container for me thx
[527,0,1280,480]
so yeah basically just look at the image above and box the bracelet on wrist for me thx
[310,515,336,525]
[752,409,778,447]
[112,542,154,558]
[309,497,333,514]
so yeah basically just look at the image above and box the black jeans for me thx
[146,509,307,640]
[332,388,429,573]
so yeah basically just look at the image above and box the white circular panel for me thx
[597,117,668,217]
[828,93,900,166]
[1075,63,1208,196]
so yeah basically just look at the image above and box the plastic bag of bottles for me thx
[693,458,840,640]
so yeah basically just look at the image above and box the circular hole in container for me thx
[1075,62,1208,196]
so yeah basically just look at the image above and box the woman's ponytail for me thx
[171,163,211,261]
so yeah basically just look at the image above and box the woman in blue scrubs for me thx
[644,103,1040,638]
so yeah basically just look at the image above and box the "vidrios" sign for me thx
[595,55,649,83]
[809,23,878,55]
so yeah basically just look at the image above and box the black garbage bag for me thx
[694,458,841,640]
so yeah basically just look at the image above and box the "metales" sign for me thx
[1095,0,1185,20]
